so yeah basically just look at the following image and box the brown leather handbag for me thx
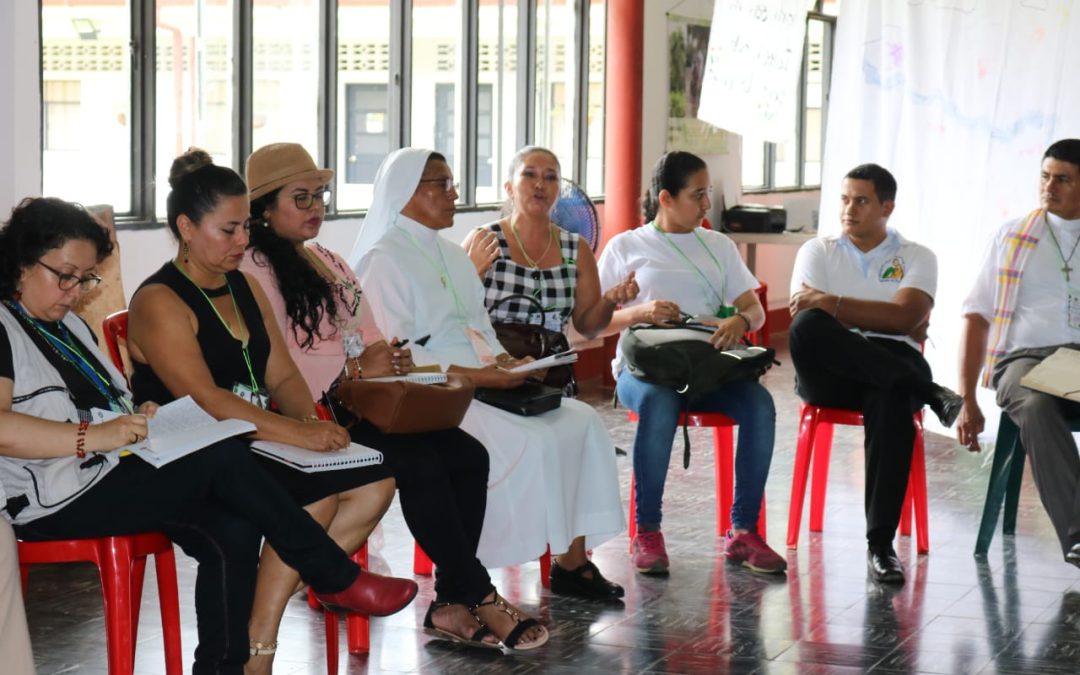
[331,374,475,434]
[490,294,576,391]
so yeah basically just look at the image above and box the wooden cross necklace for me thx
[1044,214,1080,282]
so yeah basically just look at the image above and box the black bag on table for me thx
[621,323,777,467]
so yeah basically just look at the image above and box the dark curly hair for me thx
[248,189,339,350]
[166,148,248,237]
[642,151,708,222]
[0,197,114,300]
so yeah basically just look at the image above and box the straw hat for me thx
[246,143,334,200]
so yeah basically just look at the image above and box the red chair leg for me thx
[153,548,184,675]
[98,537,137,675]
[715,425,735,537]
[808,423,834,532]
[539,548,552,589]
[758,497,768,541]
[413,542,433,576]
[627,473,637,551]
[787,406,819,549]
[911,420,929,554]
[130,555,148,651]
[346,546,370,654]
[325,611,339,675]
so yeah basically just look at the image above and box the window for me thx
[741,3,836,192]
[40,0,606,225]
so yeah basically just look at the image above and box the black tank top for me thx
[131,262,271,406]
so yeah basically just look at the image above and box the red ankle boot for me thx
[314,570,418,616]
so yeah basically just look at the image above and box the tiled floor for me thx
[22,337,1080,674]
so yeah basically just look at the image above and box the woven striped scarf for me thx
[982,208,1044,386]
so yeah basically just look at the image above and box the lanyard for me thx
[5,300,134,413]
[650,221,727,310]
[172,262,261,398]
[397,225,471,326]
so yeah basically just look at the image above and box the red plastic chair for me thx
[103,310,131,384]
[19,533,183,674]
[413,544,553,589]
[785,404,929,553]
[625,411,767,548]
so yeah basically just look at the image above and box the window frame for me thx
[741,7,835,195]
[40,0,606,229]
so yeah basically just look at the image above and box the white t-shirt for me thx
[597,224,758,376]
[789,229,937,350]
[962,211,1080,353]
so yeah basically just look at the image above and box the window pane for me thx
[337,1,391,211]
[773,137,798,188]
[41,1,131,212]
[535,0,577,182]
[741,138,765,188]
[155,0,236,217]
[475,0,519,204]
[802,18,827,187]
[253,0,320,165]
[412,1,464,197]
[584,0,605,195]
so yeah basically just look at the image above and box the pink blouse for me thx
[241,243,380,400]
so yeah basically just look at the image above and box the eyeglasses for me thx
[418,177,460,194]
[37,260,102,292]
[291,189,332,210]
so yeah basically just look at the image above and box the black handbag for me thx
[621,322,777,468]
[474,381,563,416]
[489,294,575,392]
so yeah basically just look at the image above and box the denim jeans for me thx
[616,369,776,530]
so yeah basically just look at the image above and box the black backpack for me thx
[622,323,777,467]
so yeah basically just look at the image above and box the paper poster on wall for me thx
[697,0,807,143]
[666,14,728,154]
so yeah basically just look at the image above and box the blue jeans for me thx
[616,369,776,531]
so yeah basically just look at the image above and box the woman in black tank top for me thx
[127,150,405,673]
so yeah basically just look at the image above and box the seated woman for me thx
[349,148,625,600]
[596,151,786,576]
[0,197,416,675]
[125,150,410,673]
[239,142,546,651]
[0,519,34,675]
[462,146,638,345]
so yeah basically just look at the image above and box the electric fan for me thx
[549,178,600,252]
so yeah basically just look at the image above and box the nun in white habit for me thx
[351,148,625,599]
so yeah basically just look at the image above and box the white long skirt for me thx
[459,397,625,570]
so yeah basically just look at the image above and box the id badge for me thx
[233,382,270,410]
[466,327,497,366]
[1069,286,1080,331]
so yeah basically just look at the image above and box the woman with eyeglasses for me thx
[596,151,785,577]
[240,143,547,651]
[0,196,417,674]
[125,150,417,673]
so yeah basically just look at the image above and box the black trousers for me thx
[788,309,930,546]
[349,421,494,605]
[15,439,359,675]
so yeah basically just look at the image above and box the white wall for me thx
[0,0,42,218]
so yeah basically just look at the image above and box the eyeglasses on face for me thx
[291,189,332,210]
[36,260,102,292]
[418,177,460,194]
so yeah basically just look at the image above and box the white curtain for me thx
[820,0,1080,439]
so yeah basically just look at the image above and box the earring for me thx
[182,241,190,264]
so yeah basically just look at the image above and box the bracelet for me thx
[344,356,362,380]
[735,312,752,332]
[833,295,844,318]
[76,420,89,458]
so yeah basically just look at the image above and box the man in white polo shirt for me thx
[957,139,1080,570]
[788,163,962,585]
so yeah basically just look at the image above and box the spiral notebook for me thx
[362,373,448,384]
[250,441,384,473]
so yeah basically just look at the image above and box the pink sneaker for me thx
[631,530,670,575]
[725,530,787,575]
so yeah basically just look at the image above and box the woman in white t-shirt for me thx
[597,151,786,577]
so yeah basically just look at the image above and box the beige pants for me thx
[0,520,35,675]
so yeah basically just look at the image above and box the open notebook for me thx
[250,441,384,473]
[1019,347,1080,402]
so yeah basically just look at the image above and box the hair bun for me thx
[169,148,214,189]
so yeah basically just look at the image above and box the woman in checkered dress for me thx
[461,147,639,599]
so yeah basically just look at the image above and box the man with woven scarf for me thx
[958,139,1080,570]
[788,163,963,585]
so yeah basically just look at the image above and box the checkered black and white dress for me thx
[481,222,579,333]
